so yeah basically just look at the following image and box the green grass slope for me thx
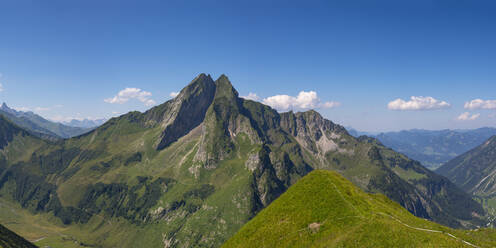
[224,170,496,248]
[0,223,37,248]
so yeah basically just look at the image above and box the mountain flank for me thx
[437,135,496,195]
[437,136,496,219]
[0,74,486,247]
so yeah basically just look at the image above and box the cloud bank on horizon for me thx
[241,91,340,112]
[13,105,62,113]
[464,99,496,110]
[48,114,106,123]
[387,96,450,111]
[457,112,480,121]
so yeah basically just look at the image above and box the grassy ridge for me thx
[223,170,496,248]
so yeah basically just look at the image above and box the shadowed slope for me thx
[0,223,37,248]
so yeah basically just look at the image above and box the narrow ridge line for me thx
[376,212,480,248]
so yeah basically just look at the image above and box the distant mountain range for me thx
[62,118,107,129]
[224,170,496,247]
[347,127,496,169]
[0,102,94,139]
[346,127,378,137]
[0,74,485,247]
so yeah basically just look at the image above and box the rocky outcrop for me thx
[155,74,217,150]
[194,75,261,168]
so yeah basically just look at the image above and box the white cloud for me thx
[387,96,450,111]
[240,93,260,101]
[46,115,66,122]
[169,92,179,98]
[261,91,340,111]
[457,112,480,121]
[13,106,31,112]
[464,99,496,110]
[13,105,62,113]
[34,107,51,112]
[320,101,341,108]
[105,87,156,106]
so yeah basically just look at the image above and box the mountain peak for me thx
[188,73,214,86]
[175,73,216,100]
[0,102,18,115]
[1,102,12,111]
[155,74,217,150]
[214,74,239,99]
[216,74,229,81]
[298,109,321,118]
[194,73,213,82]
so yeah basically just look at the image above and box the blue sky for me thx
[0,0,495,132]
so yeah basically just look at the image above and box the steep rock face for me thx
[194,75,261,168]
[280,111,350,160]
[154,74,217,150]
[437,136,496,195]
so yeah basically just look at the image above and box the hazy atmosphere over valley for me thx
[1,1,496,247]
